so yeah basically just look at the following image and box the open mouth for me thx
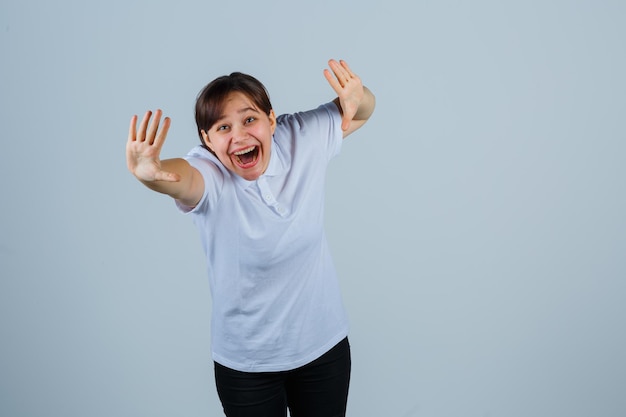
[233,145,259,167]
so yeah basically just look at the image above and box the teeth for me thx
[234,146,255,156]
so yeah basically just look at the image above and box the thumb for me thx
[340,101,358,131]
[154,170,181,182]
[341,116,351,131]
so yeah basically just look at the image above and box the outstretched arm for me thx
[324,59,376,138]
[126,110,204,207]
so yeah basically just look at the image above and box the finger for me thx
[146,109,163,145]
[137,110,152,142]
[329,59,351,86]
[128,115,138,142]
[324,68,343,95]
[339,60,355,78]
[152,116,171,149]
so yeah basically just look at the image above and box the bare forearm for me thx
[333,86,376,137]
[353,86,376,122]
[138,158,203,206]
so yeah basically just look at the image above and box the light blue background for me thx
[1,1,625,416]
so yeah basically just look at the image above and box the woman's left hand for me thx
[324,59,365,131]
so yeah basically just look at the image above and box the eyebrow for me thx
[215,107,260,123]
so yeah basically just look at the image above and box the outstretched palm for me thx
[323,59,365,131]
[126,109,179,182]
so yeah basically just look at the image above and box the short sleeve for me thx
[275,102,343,163]
[174,146,224,214]
[318,102,343,161]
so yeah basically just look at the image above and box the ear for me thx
[201,129,215,152]
[268,110,277,135]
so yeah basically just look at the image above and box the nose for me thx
[231,124,248,143]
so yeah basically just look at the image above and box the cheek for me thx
[255,125,273,142]
[208,136,228,153]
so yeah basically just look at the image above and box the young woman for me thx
[126,59,375,417]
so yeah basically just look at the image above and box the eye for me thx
[245,116,256,124]
[216,124,229,132]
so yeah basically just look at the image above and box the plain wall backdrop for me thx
[1,1,625,416]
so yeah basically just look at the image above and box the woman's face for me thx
[203,91,276,181]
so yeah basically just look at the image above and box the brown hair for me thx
[195,72,273,151]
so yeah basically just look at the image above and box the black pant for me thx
[214,338,351,417]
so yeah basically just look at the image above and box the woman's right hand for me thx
[126,109,180,182]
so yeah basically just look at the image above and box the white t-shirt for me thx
[177,102,349,372]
